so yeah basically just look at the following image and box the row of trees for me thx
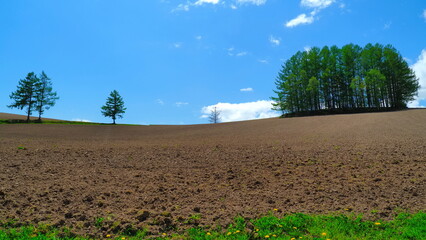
[7,73,220,124]
[272,43,420,114]
[8,71,59,122]
[7,72,129,124]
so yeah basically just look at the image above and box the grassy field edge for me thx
[1,211,425,240]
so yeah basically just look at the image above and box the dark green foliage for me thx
[8,72,40,122]
[101,90,126,124]
[35,71,59,121]
[272,43,420,115]
[8,71,58,122]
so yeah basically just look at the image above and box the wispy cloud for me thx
[269,35,281,46]
[286,13,314,28]
[172,0,220,12]
[156,99,165,105]
[423,9,426,21]
[173,42,183,48]
[301,0,334,9]
[236,0,267,6]
[172,0,266,12]
[408,49,426,108]
[228,47,248,57]
[195,0,220,5]
[286,0,336,28]
[384,21,392,30]
[195,35,203,40]
[258,59,268,64]
[201,100,280,122]
[172,3,190,12]
[175,102,189,107]
[240,87,254,92]
[236,51,248,57]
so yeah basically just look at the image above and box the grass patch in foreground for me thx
[0,212,425,240]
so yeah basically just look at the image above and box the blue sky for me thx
[1,0,426,124]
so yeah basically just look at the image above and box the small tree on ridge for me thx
[209,107,221,124]
[101,90,126,124]
[8,72,40,122]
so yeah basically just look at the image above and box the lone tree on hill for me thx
[101,90,126,124]
[35,71,59,121]
[209,107,221,124]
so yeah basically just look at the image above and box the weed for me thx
[94,217,104,228]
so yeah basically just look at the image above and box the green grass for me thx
[1,212,425,240]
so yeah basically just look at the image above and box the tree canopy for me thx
[101,90,126,124]
[272,43,420,115]
[209,107,221,124]
[8,71,58,122]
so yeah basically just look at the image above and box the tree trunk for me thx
[26,108,30,123]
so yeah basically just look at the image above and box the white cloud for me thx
[384,21,392,30]
[72,118,91,122]
[269,35,280,46]
[227,47,235,56]
[258,59,269,64]
[423,9,426,20]
[304,46,311,52]
[172,0,266,12]
[240,87,254,92]
[175,102,189,107]
[301,0,334,9]
[286,0,336,28]
[201,100,280,122]
[195,35,203,40]
[285,13,314,28]
[195,0,220,6]
[236,51,248,57]
[173,42,182,48]
[172,0,219,12]
[236,0,267,6]
[172,3,190,12]
[409,49,426,108]
[228,47,248,57]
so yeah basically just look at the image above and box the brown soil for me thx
[0,112,60,121]
[1,110,425,237]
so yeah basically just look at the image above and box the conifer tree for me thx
[101,90,126,124]
[8,72,40,122]
[35,71,59,121]
[209,107,221,124]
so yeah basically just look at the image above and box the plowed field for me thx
[1,110,425,236]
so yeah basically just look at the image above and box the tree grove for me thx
[8,71,58,122]
[272,43,420,115]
